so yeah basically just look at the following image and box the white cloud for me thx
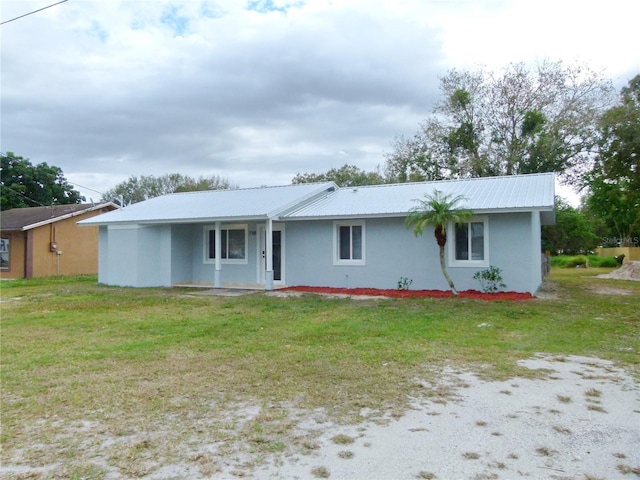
[1,0,638,202]
[434,0,640,82]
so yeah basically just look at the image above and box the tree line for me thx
[292,63,639,253]
[2,61,638,253]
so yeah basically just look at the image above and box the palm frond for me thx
[404,189,472,236]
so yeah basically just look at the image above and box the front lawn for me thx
[1,269,638,478]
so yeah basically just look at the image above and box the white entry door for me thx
[257,225,284,285]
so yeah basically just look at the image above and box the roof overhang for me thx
[282,206,556,223]
[84,215,275,228]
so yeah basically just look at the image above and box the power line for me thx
[1,0,69,26]
[1,152,109,204]
[70,182,105,196]
[0,184,49,207]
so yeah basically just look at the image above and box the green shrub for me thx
[550,255,617,268]
[588,256,617,268]
[573,255,588,267]
[472,266,507,292]
[549,256,568,268]
[397,277,413,290]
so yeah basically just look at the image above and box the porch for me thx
[168,220,285,291]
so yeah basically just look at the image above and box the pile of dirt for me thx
[280,286,534,301]
[597,260,640,281]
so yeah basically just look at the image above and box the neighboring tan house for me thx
[0,203,119,279]
[79,173,556,294]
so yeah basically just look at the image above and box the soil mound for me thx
[597,260,640,281]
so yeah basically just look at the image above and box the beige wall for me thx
[0,207,112,279]
[595,247,640,262]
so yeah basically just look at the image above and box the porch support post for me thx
[214,221,221,288]
[265,218,274,290]
[530,210,542,294]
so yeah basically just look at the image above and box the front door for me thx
[258,225,284,285]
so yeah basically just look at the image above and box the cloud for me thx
[1,0,639,200]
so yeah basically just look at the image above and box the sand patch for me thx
[252,355,640,480]
[597,261,640,281]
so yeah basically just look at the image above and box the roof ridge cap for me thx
[163,181,335,197]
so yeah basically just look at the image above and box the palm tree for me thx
[405,189,472,295]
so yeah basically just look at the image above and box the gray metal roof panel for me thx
[79,183,336,225]
[78,174,555,226]
[284,173,555,218]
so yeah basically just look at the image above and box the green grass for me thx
[1,269,639,477]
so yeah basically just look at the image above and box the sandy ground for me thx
[1,355,638,479]
[598,261,640,282]
[248,355,640,480]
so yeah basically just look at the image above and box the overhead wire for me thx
[0,184,49,208]
[1,152,110,206]
[1,151,88,208]
[0,0,69,26]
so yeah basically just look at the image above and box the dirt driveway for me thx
[247,354,640,480]
[2,355,638,479]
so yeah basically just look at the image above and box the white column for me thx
[265,219,274,290]
[530,211,542,294]
[214,221,221,288]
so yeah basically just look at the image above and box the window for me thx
[333,221,365,265]
[449,217,489,267]
[0,237,9,270]
[204,225,247,263]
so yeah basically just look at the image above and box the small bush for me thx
[397,277,413,290]
[473,266,507,293]
[572,255,588,267]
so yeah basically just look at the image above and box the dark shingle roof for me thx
[1,204,113,231]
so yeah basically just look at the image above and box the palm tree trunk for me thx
[439,245,458,295]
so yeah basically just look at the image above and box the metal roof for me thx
[283,173,556,219]
[78,183,336,226]
[78,174,556,227]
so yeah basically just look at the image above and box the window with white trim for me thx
[449,217,489,267]
[204,225,248,264]
[333,221,365,265]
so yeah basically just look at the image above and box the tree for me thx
[385,61,612,183]
[1,152,84,210]
[404,190,472,295]
[541,197,598,255]
[582,74,640,245]
[292,164,384,187]
[101,173,236,205]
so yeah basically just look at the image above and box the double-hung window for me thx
[449,217,489,267]
[334,221,365,265]
[204,225,248,264]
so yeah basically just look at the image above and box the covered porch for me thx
[168,218,285,291]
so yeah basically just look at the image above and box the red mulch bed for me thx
[280,286,534,301]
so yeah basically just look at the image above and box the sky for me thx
[1,0,639,204]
